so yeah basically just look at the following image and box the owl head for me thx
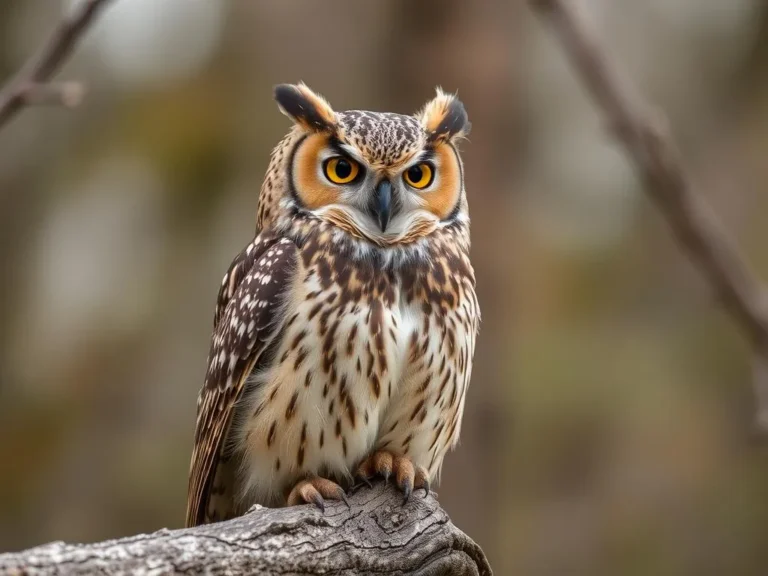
[258,83,470,248]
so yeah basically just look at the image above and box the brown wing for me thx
[186,231,299,527]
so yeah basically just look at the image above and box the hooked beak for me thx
[371,179,392,232]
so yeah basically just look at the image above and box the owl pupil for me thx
[335,159,352,179]
[408,165,423,182]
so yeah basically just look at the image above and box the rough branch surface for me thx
[0,483,492,575]
[530,0,768,430]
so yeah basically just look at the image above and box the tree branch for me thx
[530,0,768,430]
[0,0,113,130]
[0,483,492,575]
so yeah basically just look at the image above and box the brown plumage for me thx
[187,83,478,527]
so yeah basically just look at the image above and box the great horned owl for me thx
[187,83,479,526]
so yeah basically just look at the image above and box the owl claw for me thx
[402,477,413,504]
[286,477,347,512]
[415,467,430,498]
[313,493,325,513]
[356,451,431,505]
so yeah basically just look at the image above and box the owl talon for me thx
[415,467,430,498]
[357,451,431,504]
[286,477,347,513]
[313,493,325,513]
[402,478,413,504]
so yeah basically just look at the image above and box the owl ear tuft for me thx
[274,83,336,132]
[418,88,470,144]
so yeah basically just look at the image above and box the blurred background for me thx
[2,0,768,573]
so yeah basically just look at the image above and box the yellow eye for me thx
[403,162,434,189]
[324,157,359,184]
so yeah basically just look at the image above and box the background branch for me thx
[0,483,492,575]
[530,0,768,430]
[0,0,113,129]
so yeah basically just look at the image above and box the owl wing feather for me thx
[186,230,299,527]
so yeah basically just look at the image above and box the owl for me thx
[186,83,479,526]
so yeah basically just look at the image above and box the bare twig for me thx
[530,0,768,430]
[16,81,86,108]
[0,483,493,575]
[0,0,113,130]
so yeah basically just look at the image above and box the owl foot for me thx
[356,451,430,503]
[286,476,349,512]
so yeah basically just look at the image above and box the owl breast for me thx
[232,228,477,508]
[232,247,404,505]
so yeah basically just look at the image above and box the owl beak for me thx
[371,179,392,232]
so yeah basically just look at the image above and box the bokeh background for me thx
[2,0,768,573]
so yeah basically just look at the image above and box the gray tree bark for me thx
[0,483,492,575]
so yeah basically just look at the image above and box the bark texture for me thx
[0,483,492,575]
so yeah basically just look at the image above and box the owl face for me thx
[266,84,470,247]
